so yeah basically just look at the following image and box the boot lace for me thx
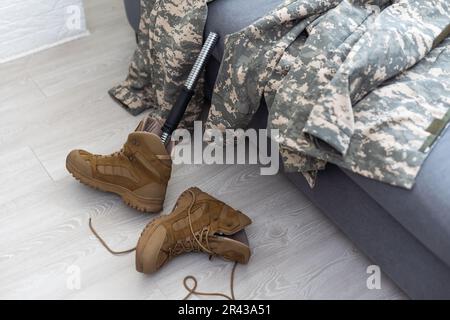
[167,189,214,257]
[168,226,213,257]
[88,188,238,300]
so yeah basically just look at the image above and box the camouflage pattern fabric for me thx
[281,0,450,188]
[209,0,449,189]
[111,0,450,189]
[109,0,211,129]
[301,38,450,188]
[207,0,342,131]
[269,0,391,182]
[302,0,450,155]
[205,0,341,184]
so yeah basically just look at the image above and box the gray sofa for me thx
[123,0,450,299]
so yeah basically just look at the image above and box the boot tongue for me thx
[135,120,145,131]
[135,116,174,154]
[139,116,164,136]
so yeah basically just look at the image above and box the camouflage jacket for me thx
[110,0,450,189]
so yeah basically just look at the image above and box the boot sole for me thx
[66,159,163,213]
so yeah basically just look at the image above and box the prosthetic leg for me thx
[160,32,219,145]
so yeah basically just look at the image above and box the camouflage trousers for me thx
[110,0,450,189]
[109,0,214,128]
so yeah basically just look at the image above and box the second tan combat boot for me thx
[66,118,171,213]
[136,187,252,274]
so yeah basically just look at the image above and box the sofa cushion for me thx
[344,126,450,268]
[205,0,283,61]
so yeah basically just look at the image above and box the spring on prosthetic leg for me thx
[160,32,219,145]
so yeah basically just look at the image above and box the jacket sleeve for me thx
[303,0,450,155]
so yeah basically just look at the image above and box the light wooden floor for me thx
[0,0,406,300]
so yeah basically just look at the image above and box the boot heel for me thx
[122,192,164,213]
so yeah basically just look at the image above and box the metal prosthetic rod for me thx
[160,32,219,145]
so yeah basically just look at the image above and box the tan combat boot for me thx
[136,187,252,274]
[66,118,171,213]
